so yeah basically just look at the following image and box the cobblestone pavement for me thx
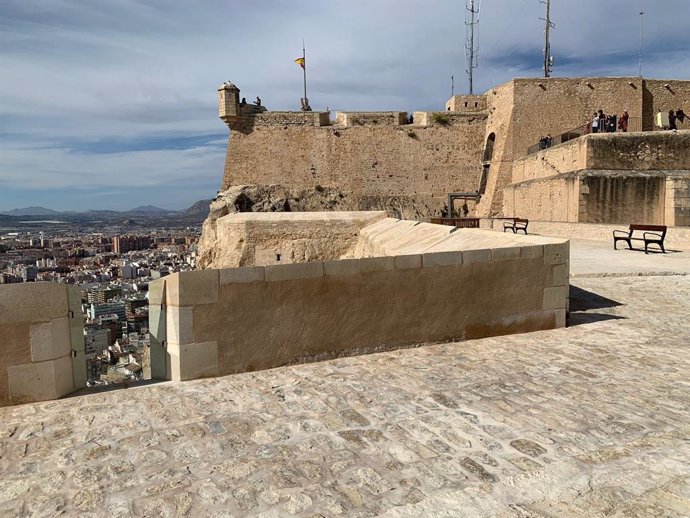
[1,276,689,517]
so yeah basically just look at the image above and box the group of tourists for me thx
[589,109,627,133]
[665,108,687,130]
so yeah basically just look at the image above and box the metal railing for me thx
[527,116,647,155]
[430,218,480,228]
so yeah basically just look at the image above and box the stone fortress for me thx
[2,76,690,516]
[212,76,690,227]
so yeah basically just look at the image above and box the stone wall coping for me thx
[216,211,387,223]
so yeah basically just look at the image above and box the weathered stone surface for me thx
[0,276,688,516]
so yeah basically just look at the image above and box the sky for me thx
[1,0,689,212]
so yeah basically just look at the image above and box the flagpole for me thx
[302,40,308,108]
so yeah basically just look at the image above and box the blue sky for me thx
[1,0,688,211]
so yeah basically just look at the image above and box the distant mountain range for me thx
[0,201,210,217]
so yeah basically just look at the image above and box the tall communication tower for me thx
[465,0,480,95]
[540,0,555,77]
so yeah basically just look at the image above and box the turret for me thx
[218,81,240,124]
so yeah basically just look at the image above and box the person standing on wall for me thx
[591,113,600,133]
[618,110,629,132]
[598,110,606,132]
[669,109,678,130]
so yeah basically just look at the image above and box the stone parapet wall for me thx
[253,111,330,127]
[150,218,568,382]
[199,211,386,269]
[512,139,587,183]
[222,118,487,211]
[0,283,86,406]
[335,112,407,127]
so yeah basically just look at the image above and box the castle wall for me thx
[479,77,646,215]
[0,283,85,406]
[199,211,386,269]
[643,80,690,130]
[152,219,568,381]
[222,114,487,214]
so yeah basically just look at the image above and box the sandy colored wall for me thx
[580,175,665,225]
[586,131,690,170]
[479,77,647,215]
[643,80,690,130]
[150,221,569,382]
[512,139,588,183]
[222,115,487,214]
[503,175,580,223]
[0,283,86,406]
[198,211,386,269]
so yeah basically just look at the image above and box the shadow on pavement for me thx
[568,285,626,327]
[569,285,623,311]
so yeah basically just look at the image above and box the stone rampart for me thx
[151,218,568,382]
[505,132,690,225]
[335,112,407,127]
[0,283,86,406]
[198,211,386,269]
[221,116,488,213]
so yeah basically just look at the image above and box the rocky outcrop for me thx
[197,184,439,269]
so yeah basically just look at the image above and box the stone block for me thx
[544,242,570,266]
[543,286,569,310]
[168,341,219,382]
[166,270,219,307]
[324,258,363,277]
[491,247,521,261]
[7,356,74,404]
[0,283,69,323]
[554,309,566,328]
[551,264,569,287]
[422,251,463,268]
[521,245,544,259]
[29,322,52,362]
[265,261,324,282]
[394,254,422,270]
[462,249,491,264]
[220,266,265,284]
[148,278,166,306]
[28,317,71,362]
[167,306,194,346]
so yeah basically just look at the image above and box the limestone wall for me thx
[478,77,647,215]
[512,139,587,183]
[150,219,568,382]
[199,211,386,269]
[643,80,690,130]
[0,283,86,406]
[503,175,580,222]
[222,116,487,213]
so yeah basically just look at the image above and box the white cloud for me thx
[0,0,688,209]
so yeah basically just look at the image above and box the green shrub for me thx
[433,113,450,125]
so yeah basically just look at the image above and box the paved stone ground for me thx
[1,275,689,517]
[570,239,690,277]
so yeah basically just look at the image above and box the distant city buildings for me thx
[112,235,151,254]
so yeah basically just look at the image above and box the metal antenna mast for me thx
[639,11,644,76]
[539,0,555,77]
[465,0,480,94]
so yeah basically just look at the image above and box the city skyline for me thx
[2,0,689,211]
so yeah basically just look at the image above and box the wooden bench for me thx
[613,224,667,254]
[503,218,529,235]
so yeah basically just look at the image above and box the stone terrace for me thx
[1,272,689,517]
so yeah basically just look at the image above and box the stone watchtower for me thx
[218,81,266,131]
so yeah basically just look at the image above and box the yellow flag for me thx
[294,57,305,69]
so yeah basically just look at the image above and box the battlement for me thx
[445,94,487,113]
[335,112,407,127]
